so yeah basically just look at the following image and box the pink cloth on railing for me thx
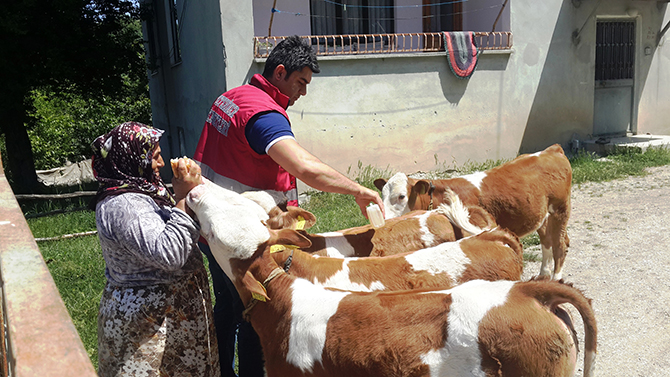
[442,31,479,79]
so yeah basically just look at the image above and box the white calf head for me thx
[186,180,271,276]
[375,172,411,219]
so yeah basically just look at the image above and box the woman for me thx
[92,122,219,376]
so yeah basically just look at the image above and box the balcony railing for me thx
[254,32,512,58]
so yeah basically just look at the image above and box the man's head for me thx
[263,35,320,106]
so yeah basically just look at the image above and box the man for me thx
[193,35,384,377]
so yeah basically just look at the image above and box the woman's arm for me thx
[99,193,200,272]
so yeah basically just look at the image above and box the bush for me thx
[26,79,151,170]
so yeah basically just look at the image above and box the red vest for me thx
[193,74,298,205]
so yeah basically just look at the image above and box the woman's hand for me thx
[171,158,202,214]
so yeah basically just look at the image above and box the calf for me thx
[302,200,496,258]
[187,182,597,377]
[375,144,572,279]
[271,227,523,292]
[240,190,317,230]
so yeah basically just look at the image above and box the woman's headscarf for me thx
[91,122,175,207]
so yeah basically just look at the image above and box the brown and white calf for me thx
[300,201,496,258]
[240,190,317,230]
[375,144,572,279]
[271,227,523,292]
[186,184,597,377]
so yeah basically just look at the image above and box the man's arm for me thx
[268,138,385,218]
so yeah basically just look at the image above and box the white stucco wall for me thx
[637,7,670,135]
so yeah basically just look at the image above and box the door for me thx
[593,20,635,137]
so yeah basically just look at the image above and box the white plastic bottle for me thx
[366,204,385,228]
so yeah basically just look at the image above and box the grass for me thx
[25,145,670,366]
[29,210,104,367]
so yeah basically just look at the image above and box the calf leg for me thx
[547,198,571,280]
[536,217,554,278]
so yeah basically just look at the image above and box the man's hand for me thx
[268,138,386,219]
[354,187,385,219]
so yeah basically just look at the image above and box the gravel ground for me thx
[521,165,670,377]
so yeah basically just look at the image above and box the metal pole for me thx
[268,0,278,37]
[491,0,509,33]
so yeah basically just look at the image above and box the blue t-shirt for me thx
[245,111,295,155]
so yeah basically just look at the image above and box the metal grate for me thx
[595,21,635,81]
[254,32,512,58]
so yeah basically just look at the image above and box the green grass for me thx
[571,146,670,184]
[26,145,670,366]
[29,210,104,367]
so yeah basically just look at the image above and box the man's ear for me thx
[274,64,287,81]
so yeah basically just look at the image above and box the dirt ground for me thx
[521,165,670,377]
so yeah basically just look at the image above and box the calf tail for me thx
[521,279,598,377]
[435,188,488,236]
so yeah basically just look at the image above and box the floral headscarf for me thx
[91,122,175,207]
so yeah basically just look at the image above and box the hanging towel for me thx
[442,31,479,79]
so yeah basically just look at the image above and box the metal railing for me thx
[254,31,512,58]
[0,152,97,377]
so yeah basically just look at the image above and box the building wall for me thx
[146,0,669,180]
[146,0,255,161]
[638,6,670,134]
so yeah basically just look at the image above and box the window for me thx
[423,0,462,33]
[595,21,635,81]
[310,0,395,35]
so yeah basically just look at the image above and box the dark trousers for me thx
[200,242,265,377]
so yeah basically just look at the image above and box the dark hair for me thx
[262,35,320,80]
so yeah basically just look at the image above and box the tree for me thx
[0,0,146,193]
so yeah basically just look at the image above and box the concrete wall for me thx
[638,4,670,135]
[145,0,670,179]
[146,0,256,161]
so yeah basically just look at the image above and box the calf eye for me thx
[398,195,406,200]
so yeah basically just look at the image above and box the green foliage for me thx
[0,1,147,191]
[27,80,151,170]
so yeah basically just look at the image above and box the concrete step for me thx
[579,134,670,155]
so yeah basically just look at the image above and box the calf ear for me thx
[413,180,431,195]
[270,228,313,249]
[266,207,317,230]
[373,178,387,191]
[243,271,270,302]
[285,206,317,229]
